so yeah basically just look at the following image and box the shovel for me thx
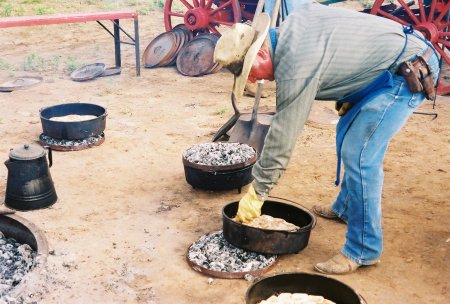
[212,90,241,142]
[228,80,272,154]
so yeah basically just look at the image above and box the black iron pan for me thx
[222,198,316,255]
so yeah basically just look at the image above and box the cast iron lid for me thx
[9,144,45,160]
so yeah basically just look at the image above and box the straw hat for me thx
[214,13,270,100]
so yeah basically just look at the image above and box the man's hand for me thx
[335,101,353,116]
[234,184,264,224]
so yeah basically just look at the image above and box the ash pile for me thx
[0,231,36,297]
[39,133,104,147]
[188,231,276,273]
[184,142,256,166]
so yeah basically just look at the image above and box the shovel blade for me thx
[229,120,270,154]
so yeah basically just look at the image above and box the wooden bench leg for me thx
[134,18,140,76]
[113,19,121,68]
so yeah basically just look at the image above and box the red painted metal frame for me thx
[164,0,242,34]
[370,0,450,94]
[0,11,141,76]
[0,11,137,28]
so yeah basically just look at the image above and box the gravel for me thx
[187,231,276,273]
[0,231,36,298]
[183,142,256,166]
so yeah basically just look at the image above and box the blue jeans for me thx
[332,51,440,265]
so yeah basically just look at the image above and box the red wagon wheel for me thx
[370,0,450,94]
[164,0,242,35]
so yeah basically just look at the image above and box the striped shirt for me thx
[252,0,428,197]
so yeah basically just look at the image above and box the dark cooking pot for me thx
[222,198,316,254]
[40,103,107,140]
[4,144,57,211]
[182,150,257,192]
[246,272,365,304]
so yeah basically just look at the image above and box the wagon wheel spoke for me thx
[439,30,450,36]
[164,0,241,33]
[438,20,450,30]
[209,18,235,26]
[167,12,185,17]
[418,0,426,23]
[209,0,233,15]
[370,0,450,93]
[376,8,410,26]
[396,0,421,24]
[205,0,213,9]
[435,44,450,63]
[437,38,450,48]
[434,1,450,24]
[179,0,194,9]
[207,25,220,34]
[427,0,437,22]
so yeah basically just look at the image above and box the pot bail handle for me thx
[44,146,53,167]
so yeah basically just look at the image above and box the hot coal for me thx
[188,231,276,273]
[183,142,256,166]
[39,132,104,147]
[0,231,36,297]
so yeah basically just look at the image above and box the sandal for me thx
[314,253,360,275]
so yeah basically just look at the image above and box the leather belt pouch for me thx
[397,56,435,100]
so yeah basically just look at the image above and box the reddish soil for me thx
[0,5,449,304]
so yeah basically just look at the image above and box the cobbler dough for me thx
[258,293,336,304]
[50,114,97,122]
[246,215,299,232]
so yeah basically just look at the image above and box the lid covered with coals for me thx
[9,144,46,160]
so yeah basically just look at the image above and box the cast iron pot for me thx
[222,198,316,254]
[182,148,257,192]
[40,103,107,140]
[5,144,57,211]
[246,272,365,304]
[0,213,49,297]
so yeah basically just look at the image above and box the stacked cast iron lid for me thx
[176,33,222,77]
[142,24,194,68]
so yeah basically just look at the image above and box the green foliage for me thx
[64,56,83,73]
[135,0,168,14]
[1,3,13,16]
[24,53,60,72]
[20,0,43,4]
[34,6,55,15]
[0,59,10,70]
[215,107,228,116]
[15,6,25,16]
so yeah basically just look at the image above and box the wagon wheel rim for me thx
[164,0,242,35]
[370,0,450,66]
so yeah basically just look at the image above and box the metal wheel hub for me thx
[415,22,440,42]
[184,8,209,30]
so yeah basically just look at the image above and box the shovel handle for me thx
[251,80,264,123]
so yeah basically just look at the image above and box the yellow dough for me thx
[50,114,97,122]
[246,215,299,232]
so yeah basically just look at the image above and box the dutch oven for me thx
[0,213,49,297]
[182,144,258,192]
[222,198,316,254]
[40,103,107,140]
[246,272,365,304]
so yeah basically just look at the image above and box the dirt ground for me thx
[0,3,449,304]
